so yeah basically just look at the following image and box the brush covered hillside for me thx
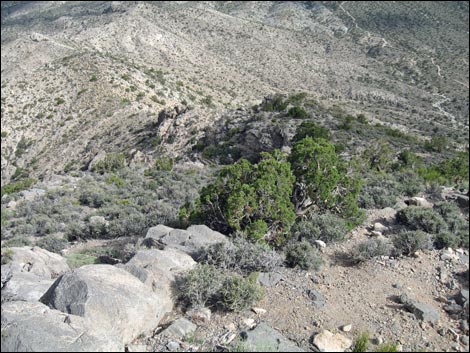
[1,2,469,353]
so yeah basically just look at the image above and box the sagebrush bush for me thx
[292,212,348,243]
[396,207,447,234]
[198,237,282,275]
[433,201,469,248]
[285,240,324,270]
[219,274,264,312]
[36,236,68,254]
[392,230,433,255]
[178,264,264,312]
[178,264,225,308]
[352,238,392,263]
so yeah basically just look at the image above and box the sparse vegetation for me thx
[285,240,324,271]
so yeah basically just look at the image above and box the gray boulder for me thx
[5,246,69,279]
[399,293,440,323]
[239,323,304,352]
[118,248,195,312]
[1,301,123,352]
[1,270,54,302]
[40,264,165,344]
[142,224,228,258]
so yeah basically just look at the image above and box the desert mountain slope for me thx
[1,1,469,183]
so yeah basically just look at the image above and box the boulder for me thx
[1,270,54,302]
[313,330,352,352]
[5,246,69,279]
[118,248,196,312]
[142,224,228,258]
[399,293,440,323]
[240,323,304,352]
[40,264,165,344]
[1,301,122,352]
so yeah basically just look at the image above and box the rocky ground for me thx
[136,208,469,352]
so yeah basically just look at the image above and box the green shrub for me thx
[66,251,99,269]
[287,106,308,119]
[353,332,369,352]
[105,174,125,187]
[392,230,433,255]
[292,213,348,243]
[424,135,447,152]
[36,236,68,254]
[89,75,98,82]
[92,153,126,174]
[1,178,35,196]
[262,94,288,112]
[1,248,13,265]
[199,237,282,275]
[219,274,264,312]
[433,202,469,248]
[352,238,392,263]
[375,343,398,352]
[287,92,307,104]
[285,240,324,271]
[289,137,361,223]
[338,115,355,130]
[178,264,224,308]
[396,207,447,234]
[189,151,296,244]
[292,121,330,142]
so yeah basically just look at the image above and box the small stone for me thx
[313,330,352,352]
[370,231,382,237]
[225,323,237,331]
[160,318,197,339]
[456,249,465,255]
[461,336,469,346]
[436,296,449,303]
[220,332,237,345]
[243,318,256,329]
[374,222,387,232]
[252,307,267,315]
[392,283,402,289]
[342,324,352,332]
[396,344,403,352]
[374,337,384,345]
[187,307,211,323]
[166,341,180,351]
[313,240,326,248]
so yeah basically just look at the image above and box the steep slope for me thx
[1,1,468,184]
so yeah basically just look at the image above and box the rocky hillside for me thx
[1,1,468,183]
[1,2,469,353]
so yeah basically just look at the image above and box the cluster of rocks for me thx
[0,225,226,352]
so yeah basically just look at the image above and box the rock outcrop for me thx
[40,264,166,344]
[1,301,123,352]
